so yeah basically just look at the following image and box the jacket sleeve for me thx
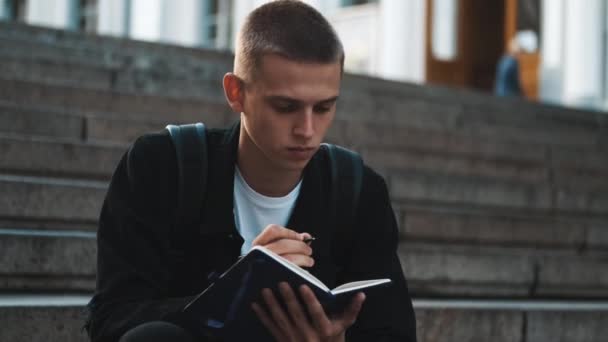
[86,133,205,342]
[343,167,417,342]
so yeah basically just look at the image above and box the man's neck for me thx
[237,133,303,198]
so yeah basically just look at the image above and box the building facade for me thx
[1,0,607,112]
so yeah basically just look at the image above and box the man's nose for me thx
[293,110,314,139]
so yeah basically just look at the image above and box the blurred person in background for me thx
[494,30,537,97]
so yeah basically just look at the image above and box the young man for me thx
[86,1,416,341]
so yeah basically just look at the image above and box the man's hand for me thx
[251,282,365,342]
[252,225,314,267]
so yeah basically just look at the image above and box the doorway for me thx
[425,0,540,98]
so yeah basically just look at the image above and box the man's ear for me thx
[223,73,245,113]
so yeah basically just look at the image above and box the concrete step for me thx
[0,52,226,101]
[389,170,608,215]
[2,97,595,155]
[3,106,604,204]
[1,23,605,140]
[394,206,607,250]
[2,136,605,214]
[1,296,607,342]
[0,175,106,223]
[0,26,230,101]
[1,76,601,150]
[0,229,95,291]
[0,135,125,180]
[0,132,573,183]
[0,48,604,151]
[0,48,604,148]
[1,105,603,182]
[1,168,606,228]
[339,75,608,131]
[0,35,231,79]
[0,296,90,342]
[0,22,232,67]
[399,242,608,298]
[0,79,231,123]
[364,146,608,194]
[414,299,608,342]
[2,228,607,297]
[2,104,605,195]
[0,53,111,89]
[0,23,600,121]
[362,145,548,185]
[0,29,605,143]
[0,71,602,149]
[0,39,578,140]
[336,110,605,149]
[0,101,230,144]
[0,101,84,140]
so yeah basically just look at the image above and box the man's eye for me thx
[314,106,331,114]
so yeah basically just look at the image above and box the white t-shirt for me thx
[233,167,302,255]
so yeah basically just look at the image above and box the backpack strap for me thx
[165,123,208,263]
[322,143,364,265]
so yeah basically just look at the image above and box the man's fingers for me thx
[282,253,315,267]
[278,282,313,333]
[300,232,312,241]
[261,288,293,333]
[255,285,364,341]
[251,302,283,341]
[252,224,307,246]
[299,285,334,337]
[338,292,366,328]
[251,225,315,267]
[264,239,313,257]
[300,285,365,337]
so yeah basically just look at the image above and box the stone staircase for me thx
[0,22,607,341]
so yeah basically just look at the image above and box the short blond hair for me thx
[234,0,344,82]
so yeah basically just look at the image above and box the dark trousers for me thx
[119,321,195,342]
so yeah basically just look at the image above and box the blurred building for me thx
[1,0,607,112]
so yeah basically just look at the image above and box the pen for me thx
[303,236,316,245]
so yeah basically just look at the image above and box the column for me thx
[562,0,604,108]
[379,0,426,83]
[160,0,203,47]
[603,0,608,110]
[26,0,79,30]
[539,0,565,104]
[0,0,10,20]
[97,0,131,37]
[215,0,233,50]
[129,0,162,42]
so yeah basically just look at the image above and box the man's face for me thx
[239,53,341,173]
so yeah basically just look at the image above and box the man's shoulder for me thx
[121,131,175,179]
[128,124,234,161]
[361,163,386,186]
[360,163,389,196]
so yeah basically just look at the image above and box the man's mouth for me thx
[288,146,315,152]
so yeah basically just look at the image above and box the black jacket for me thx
[87,122,417,341]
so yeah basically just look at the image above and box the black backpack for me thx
[165,123,363,267]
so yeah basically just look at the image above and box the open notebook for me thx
[182,246,391,341]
